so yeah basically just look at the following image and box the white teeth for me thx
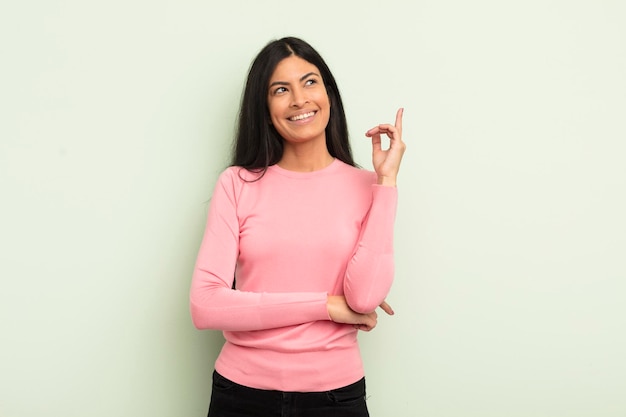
[290,111,315,121]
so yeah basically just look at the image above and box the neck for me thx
[278,142,334,172]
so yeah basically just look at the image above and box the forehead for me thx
[269,56,321,81]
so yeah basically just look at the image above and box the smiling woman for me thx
[190,36,405,417]
[267,57,331,168]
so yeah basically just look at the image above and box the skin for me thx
[267,56,406,331]
[268,56,334,172]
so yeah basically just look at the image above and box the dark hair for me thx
[231,37,355,173]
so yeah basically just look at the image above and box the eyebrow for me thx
[269,72,320,88]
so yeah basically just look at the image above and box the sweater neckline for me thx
[268,158,343,178]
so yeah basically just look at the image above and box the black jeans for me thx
[207,370,370,417]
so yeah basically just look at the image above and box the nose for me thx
[290,86,308,108]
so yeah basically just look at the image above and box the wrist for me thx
[326,295,336,321]
[377,176,397,186]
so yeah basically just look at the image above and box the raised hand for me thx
[365,108,406,186]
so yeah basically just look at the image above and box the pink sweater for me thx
[190,159,397,391]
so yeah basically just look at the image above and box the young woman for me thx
[190,36,405,417]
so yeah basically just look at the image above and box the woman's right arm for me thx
[189,169,378,332]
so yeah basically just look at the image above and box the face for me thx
[267,56,331,146]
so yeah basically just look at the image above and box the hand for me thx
[327,296,395,331]
[327,295,378,331]
[365,108,406,186]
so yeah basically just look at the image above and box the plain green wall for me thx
[1,1,625,416]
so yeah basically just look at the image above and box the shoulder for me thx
[335,160,378,184]
[217,166,265,185]
[212,166,261,199]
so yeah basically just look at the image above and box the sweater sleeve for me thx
[189,169,330,332]
[343,184,398,313]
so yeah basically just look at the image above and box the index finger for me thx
[379,301,395,316]
[395,108,404,133]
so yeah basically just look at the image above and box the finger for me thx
[366,124,395,137]
[367,123,400,141]
[373,124,396,132]
[379,301,395,316]
[365,126,381,137]
[395,108,404,135]
[370,133,382,153]
[379,126,400,145]
[364,313,377,328]
[355,324,373,332]
[368,126,398,144]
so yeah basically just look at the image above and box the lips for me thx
[288,111,316,121]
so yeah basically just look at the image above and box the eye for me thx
[272,86,287,95]
[305,78,318,86]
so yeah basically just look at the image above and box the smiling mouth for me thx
[289,111,316,121]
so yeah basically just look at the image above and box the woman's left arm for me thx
[343,108,406,313]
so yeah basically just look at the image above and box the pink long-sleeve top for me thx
[190,159,397,392]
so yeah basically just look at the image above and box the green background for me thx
[1,0,625,415]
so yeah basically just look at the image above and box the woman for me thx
[190,36,405,417]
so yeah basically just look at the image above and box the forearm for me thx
[190,271,330,331]
[343,185,398,313]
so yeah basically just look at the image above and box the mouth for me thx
[288,111,317,122]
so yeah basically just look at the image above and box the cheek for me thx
[267,101,282,125]
[268,96,289,114]
[318,93,331,114]
[318,92,331,111]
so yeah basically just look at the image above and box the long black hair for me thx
[231,37,355,173]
